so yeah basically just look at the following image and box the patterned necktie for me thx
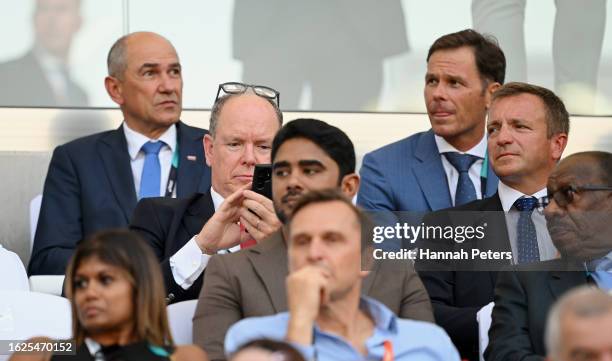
[444,152,480,206]
[139,141,165,199]
[588,257,612,291]
[514,197,540,264]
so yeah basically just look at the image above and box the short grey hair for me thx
[107,34,130,79]
[545,286,612,359]
[209,93,283,137]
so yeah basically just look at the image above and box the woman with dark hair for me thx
[10,229,207,361]
[229,339,305,361]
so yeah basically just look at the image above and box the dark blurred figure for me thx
[232,0,408,111]
[0,0,88,107]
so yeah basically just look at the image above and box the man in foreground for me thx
[225,189,459,361]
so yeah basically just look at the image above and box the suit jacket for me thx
[484,260,589,361]
[0,50,88,107]
[194,230,435,361]
[28,122,211,275]
[130,191,215,303]
[417,193,511,361]
[358,129,499,212]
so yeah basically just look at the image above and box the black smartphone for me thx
[251,164,272,200]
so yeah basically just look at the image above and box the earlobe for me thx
[104,76,123,105]
[552,133,569,160]
[485,82,502,108]
[341,174,360,198]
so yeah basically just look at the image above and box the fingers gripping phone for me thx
[252,164,272,200]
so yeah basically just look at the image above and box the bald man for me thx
[29,32,211,275]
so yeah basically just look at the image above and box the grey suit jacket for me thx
[193,230,434,361]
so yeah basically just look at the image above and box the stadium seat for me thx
[167,299,198,344]
[477,301,494,361]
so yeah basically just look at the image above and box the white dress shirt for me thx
[434,133,487,205]
[497,182,558,264]
[123,122,177,197]
[0,245,29,291]
[169,187,242,289]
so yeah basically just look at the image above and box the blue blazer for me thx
[358,129,499,212]
[28,122,211,275]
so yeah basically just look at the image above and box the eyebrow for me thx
[138,62,181,72]
[273,159,326,170]
[298,160,325,168]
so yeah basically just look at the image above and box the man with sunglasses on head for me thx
[486,151,612,361]
[130,82,283,303]
[417,82,570,360]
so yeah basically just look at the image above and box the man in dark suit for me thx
[418,82,570,360]
[486,151,612,361]
[29,32,212,275]
[0,0,88,107]
[130,84,283,303]
[358,29,505,213]
[194,118,434,361]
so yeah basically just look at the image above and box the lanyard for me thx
[164,143,179,197]
[383,340,394,361]
[480,151,489,197]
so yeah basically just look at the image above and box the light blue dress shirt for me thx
[225,296,459,361]
[587,251,612,291]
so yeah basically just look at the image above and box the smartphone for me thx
[251,164,272,200]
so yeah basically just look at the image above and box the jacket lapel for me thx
[247,231,289,312]
[413,130,452,211]
[548,261,588,299]
[97,125,137,222]
[179,192,215,250]
[176,122,210,197]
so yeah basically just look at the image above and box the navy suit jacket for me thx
[130,192,215,303]
[358,129,499,212]
[485,260,589,361]
[416,193,510,361]
[28,122,211,275]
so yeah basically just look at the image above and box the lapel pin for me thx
[186,155,197,161]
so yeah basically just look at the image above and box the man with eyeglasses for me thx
[130,82,283,303]
[485,151,612,361]
[417,82,570,360]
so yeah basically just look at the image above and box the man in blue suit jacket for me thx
[358,29,505,212]
[29,32,211,275]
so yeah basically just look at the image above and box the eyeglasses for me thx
[215,82,280,105]
[546,185,612,208]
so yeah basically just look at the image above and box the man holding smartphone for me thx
[130,82,283,303]
[194,118,434,361]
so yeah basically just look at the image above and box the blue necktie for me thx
[588,257,612,291]
[139,141,165,199]
[514,197,540,264]
[444,152,479,206]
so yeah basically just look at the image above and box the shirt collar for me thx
[84,338,101,357]
[210,186,224,212]
[497,182,547,212]
[434,131,487,158]
[359,296,397,333]
[122,122,177,161]
[313,296,397,336]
